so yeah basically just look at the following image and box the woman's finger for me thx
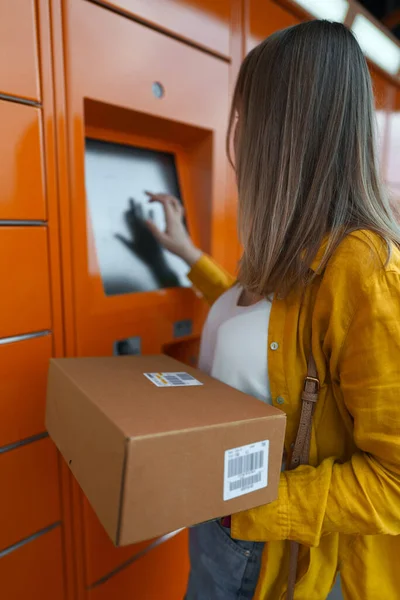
[145,192,170,209]
[145,191,166,202]
[165,195,181,212]
[145,191,182,213]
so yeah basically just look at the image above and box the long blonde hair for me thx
[227,20,400,296]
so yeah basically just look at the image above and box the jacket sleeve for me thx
[231,270,400,546]
[188,254,235,305]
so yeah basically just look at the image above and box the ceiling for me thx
[359,0,400,39]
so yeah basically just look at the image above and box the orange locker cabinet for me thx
[0,526,65,600]
[64,0,229,346]
[0,333,52,447]
[0,100,46,220]
[369,68,393,176]
[70,2,229,134]
[0,227,51,339]
[82,498,154,586]
[0,437,60,551]
[0,0,40,101]
[87,530,189,600]
[91,0,231,58]
[247,0,299,52]
[57,1,230,596]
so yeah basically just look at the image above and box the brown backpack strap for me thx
[286,351,320,600]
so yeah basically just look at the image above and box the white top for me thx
[198,285,272,404]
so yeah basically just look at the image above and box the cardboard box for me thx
[46,355,286,546]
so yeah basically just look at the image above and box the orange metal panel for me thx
[247,0,299,52]
[0,334,52,447]
[62,0,230,353]
[87,530,189,600]
[35,0,74,597]
[0,0,40,101]
[83,498,153,586]
[71,477,95,600]
[55,2,234,597]
[396,92,400,112]
[164,335,201,367]
[0,438,60,551]
[0,227,51,339]
[369,69,393,178]
[89,0,231,58]
[0,526,65,600]
[48,1,89,598]
[48,0,79,360]
[60,0,231,353]
[70,2,229,132]
[0,101,46,220]
[36,0,66,359]
[371,68,391,110]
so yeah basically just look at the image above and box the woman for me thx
[146,20,400,600]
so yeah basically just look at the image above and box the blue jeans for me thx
[185,521,265,600]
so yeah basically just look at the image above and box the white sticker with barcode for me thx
[223,440,269,501]
[144,372,203,387]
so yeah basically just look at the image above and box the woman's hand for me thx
[145,192,202,266]
[115,198,180,288]
[116,198,164,265]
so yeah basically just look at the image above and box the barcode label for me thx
[224,441,269,501]
[228,451,264,478]
[144,372,203,387]
[229,472,262,492]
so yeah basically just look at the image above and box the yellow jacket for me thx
[188,231,400,600]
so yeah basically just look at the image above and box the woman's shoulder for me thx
[316,232,400,368]
[327,230,400,282]
[318,231,400,318]
[315,232,400,339]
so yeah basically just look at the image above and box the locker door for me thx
[0,526,65,600]
[85,0,231,58]
[0,0,40,100]
[247,0,299,52]
[0,101,46,220]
